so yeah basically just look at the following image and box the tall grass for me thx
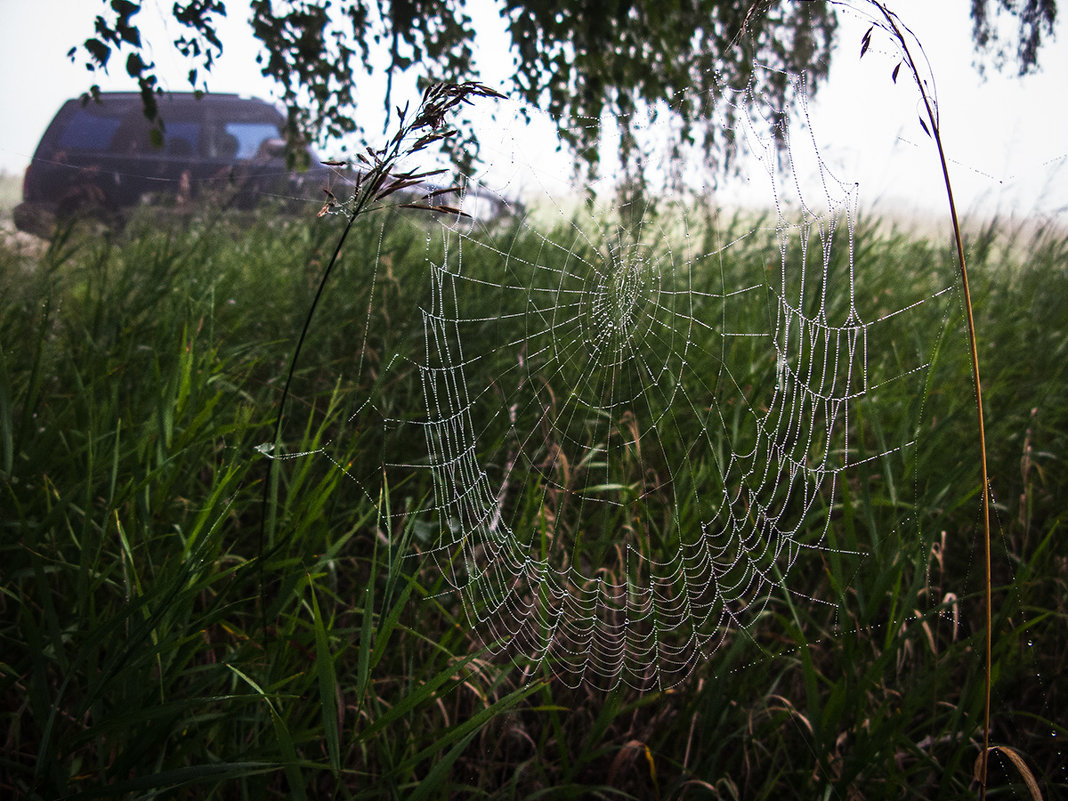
[2,203,1065,798]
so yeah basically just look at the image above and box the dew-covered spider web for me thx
[323,64,954,693]
[284,43,968,692]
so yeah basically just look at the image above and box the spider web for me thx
[371,65,952,692]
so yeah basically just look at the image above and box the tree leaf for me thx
[84,38,111,68]
[126,51,147,78]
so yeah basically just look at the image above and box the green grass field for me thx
[1,204,1065,800]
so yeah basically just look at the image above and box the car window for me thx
[56,109,122,152]
[223,122,283,159]
[163,121,202,156]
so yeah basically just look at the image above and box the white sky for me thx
[1,0,1065,221]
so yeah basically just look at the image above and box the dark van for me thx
[14,92,328,235]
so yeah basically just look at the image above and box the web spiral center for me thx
[582,242,661,362]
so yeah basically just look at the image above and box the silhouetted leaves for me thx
[83,38,111,68]
[69,0,1056,176]
[69,1,836,178]
[125,52,149,79]
[970,0,1057,75]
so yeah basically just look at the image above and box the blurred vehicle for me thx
[14,92,329,236]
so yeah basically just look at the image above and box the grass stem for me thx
[864,3,994,794]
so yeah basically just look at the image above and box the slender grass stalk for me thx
[857,3,994,795]
[257,82,504,644]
